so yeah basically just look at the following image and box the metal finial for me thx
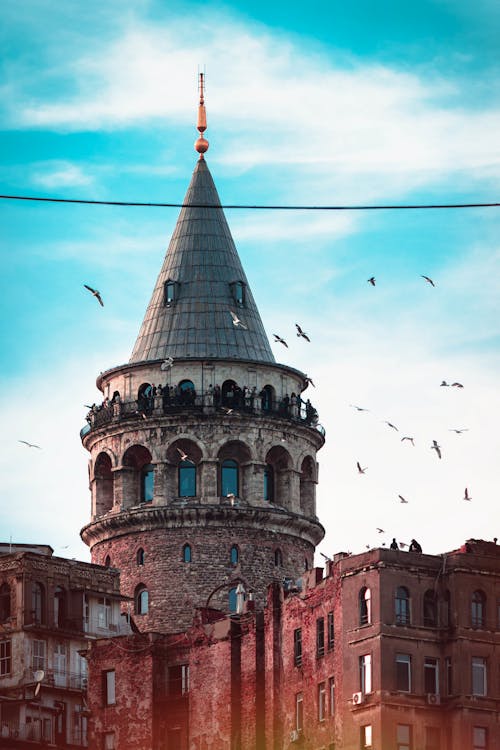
[195,71,209,158]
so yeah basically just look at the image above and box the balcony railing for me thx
[81,395,325,438]
[22,668,87,690]
[0,721,87,747]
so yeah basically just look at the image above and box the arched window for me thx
[137,548,145,566]
[304,558,309,571]
[164,279,177,306]
[104,555,111,568]
[230,280,245,306]
[228,587,237,613]
[221,459,239,497]
[32,582,45,624]
[359,587,371,626]
[54,586,66,628]
[395,586,410,625]
[274,549,283,567]
[423,590,438,627]
[182,544,192,563]
[138,383,153,414]
[0,583,11,622]
[178,460,196,497]
[230,545,239,566]
[222,380,238,407]
[178,379,195,405]
[94,452,113,516]
[141,464,154,503]
[261,385,274,412]
[264,465,274,502]
[472,590,486,628]
[135,586,149,615]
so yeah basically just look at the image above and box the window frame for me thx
[423,590,438,627]
[178,459,196,498]
[0,583,11,622]
[295,692,303,732]
[359,587,371,626]
[230,545,239,566]
[395,653,411,693]
[471,590,486,629]
[0,639,11,676]
[395,586,410,625]
[32,639,47,671]
[359,653,372,694]
[360,724,373,750]
[140,463,155,503]
[397,723,412,750]
[472,726,487,750]
[294,628,302,667]
[316,616,325,658]
[318,681,326,722]
[329,676,335,716]
[221,459,239,497]
[103,669,116,706]
[327,611,334,650]
[471,656,487,696]
[135,586,149,615]
[424,657,439,694]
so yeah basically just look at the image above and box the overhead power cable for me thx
[0,194,499,211]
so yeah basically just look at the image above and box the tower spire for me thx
[195,72,209,159]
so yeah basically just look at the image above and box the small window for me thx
[54,586,66,628]
[135,586,149,615]
[327,611,334,650]
[32,582,45,624]
[359,587,371,626]
[0,583,11,622]
[395,586,410,625]
[329,676,335,716]
[359,654,372,694]
[264,465,274,502]
[104,733,115,750]
[361,725,373,750]
[164,280,177,306]
[471,590,486,628]
[0,639,12,676]
[103,670,116,705]
[221,459,239,497]
[424,657,439,694]
[104,555,111,568]
[179,460,196,497]
[423,590,437,627]
[472,657,487,696]
[294,628,302,666]
[230,280,245,307]
[230,545,239,565]
[473,727,487,750]
[396,653,411,692]
[137,548,145,565]
[141,464,154,503]
[32,639,46,671]
[397,724,412,750]
[274,548,283,567]
[295,692,303,732]
[228,587,237,612]
[316,617,325,657]
[168,664,189,696]
[318,682,326,721]
[182,544,192,563]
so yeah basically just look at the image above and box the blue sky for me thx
[1,0,499,562]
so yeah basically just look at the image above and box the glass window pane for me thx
[221,460,238,496]
[179,462,196,497]
[141,466,154,502]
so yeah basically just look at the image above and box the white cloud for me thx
[31,160,94,188]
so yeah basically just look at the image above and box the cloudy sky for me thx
[1,0,499,563]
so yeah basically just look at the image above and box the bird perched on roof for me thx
[367,276,376,286]
[421,275,435,287]
[295,323,310,342]
[401,436,415,446]
[398,495,408,504]
[161,357,174,370]
[18,440,41,449]
[84,284,104,306]
[431,440,442,459]
[176,447,190,462]
[230,310,248,329]
[356,462,367,475]
[463,487,472,501]
[273,334,288,347]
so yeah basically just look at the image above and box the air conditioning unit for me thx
[427,693,441,705]
[290,729,300,742]
[352,691,364,705]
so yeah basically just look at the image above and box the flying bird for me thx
[230,310,248,329]
[176,447,190,462]
[221,407,234,415]
[384,421,399,431]
[18,440,41,449]
[440,381,450,387]
[451,382,464,388]
[273,334,288,347]
[304,376,315,388]
[431,440,442,459]
[356,462,367,475]
[376,528,385,534]
[350,404,369,412]
[319,551,331,561]
[367,276,376,286]
[449,428,469,434]
[463,487,472,501]
[161,357,174,370]
[399,541,409,549]
[421,275,435,287]
[84,284,104,306]
[295,324,310,342]
[398,495,408,504]
[401,436,415,446]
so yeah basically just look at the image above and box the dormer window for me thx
[230,281,246,307]
[164,279,178,307]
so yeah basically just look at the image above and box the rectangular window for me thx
[472,657,487,696]
[327,611,334,650]
[97,597,111,629]
[32,639,46,671]
[473,727,487,750]
[296,692,303,732]
[104,732,115,750]
[396,653,411,692]
[329,676,335,716]
[360,724,373,749]
[397,723,412,750]
[425,726,441,750]
[359,654,372,694]
[0,640,11,676]
[103,670,116,706]
[424,657,439,694]
[445,657,452,695]
[294,628,302,666]
[316,617,325,657]
[318,682,326,721]
[168,664,189,696]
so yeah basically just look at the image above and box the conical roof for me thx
[130,158,275,364]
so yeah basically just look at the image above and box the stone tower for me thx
[80,77,325,631]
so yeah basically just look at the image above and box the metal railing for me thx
[0,721,88,747]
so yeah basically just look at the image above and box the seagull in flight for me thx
[449,428,469,434]
[84,284,104,306]
[421,275,435,287]
[295,324,310,342]
[230,310,248,329]
[384,421,399,431]
[431,440,442,459]
[18,440,41,449]
[398,495,409,504]
[463,487,472,501]
[356,462,367,475]
[273,334,288,347]
[399,541,409,549]
[401,436,415,446]
[176,447,190,462]
[451,382,464,388]
[350,404,369,412]
[304,375,315,388]
[161,357,174,370]
[376,527,385,534]
[221,407,234,415]
[440,381,450,387]
[367,276,376,286]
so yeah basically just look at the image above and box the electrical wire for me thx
[0,194,499,211]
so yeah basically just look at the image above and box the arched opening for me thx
[221,459,239,497]
[266,446,292,506]
[274,549,283,567]
[137,548,145,566]
[177,379,196,406]
[104,555,111,568]
[138,382,154,414]
[261,384,275,412]
[264,465,274,502]
[112,390,120,403]
[182,544,192,563]
[300,455,316,516]
[222,379,238,407]
[54,586,66,628]
[135,585,149,615]
[471,590,486,628]
[359,587,371,626]
[178,460,196,497]
[230,545,239,566]
[167,440,202,499]
[218,441,251,499]
[423,589,438,627]
[94,452,113,516]
[0,583,11,622]
[228,587,238,613]
[122,445,153,507]
[31,582,45,625]
[395,586,410,625]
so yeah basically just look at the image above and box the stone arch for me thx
[217,440,252,499]
[177,379,196,405]
[265,446,293,506]
[300,455,317,516]
[121,444,153,507]
[94,451,114,516]
[166,439,203,499]
[261,384,275,412]
[138,382,153,414]
[221,379,241,408]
